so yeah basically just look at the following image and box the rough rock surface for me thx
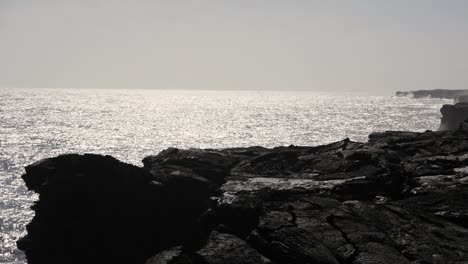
[18,127,468,264]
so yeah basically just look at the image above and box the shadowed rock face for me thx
[18,128,468,264]
[17,154,213,264]
[396,89,468,99]
[440,103,468,131]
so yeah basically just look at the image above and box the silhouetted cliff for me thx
[440,103,468,130]
[17,127,468,264]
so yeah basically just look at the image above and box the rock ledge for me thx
[18,128,468,264]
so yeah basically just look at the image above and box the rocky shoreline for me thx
[17,124,468,263]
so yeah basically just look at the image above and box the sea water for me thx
[0,88,450,263]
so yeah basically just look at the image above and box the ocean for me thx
[0,88,450,263]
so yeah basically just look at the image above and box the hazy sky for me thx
[1,0,468,94]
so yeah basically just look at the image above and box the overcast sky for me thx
[1,0,467,94]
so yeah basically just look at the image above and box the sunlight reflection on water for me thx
[0,88,449,263]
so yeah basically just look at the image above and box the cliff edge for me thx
[440,103,468,131]
[17,128,468,264]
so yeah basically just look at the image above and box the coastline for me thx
[17,126,468,264]
[0,89,449,264]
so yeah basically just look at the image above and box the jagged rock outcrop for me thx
[18,128,468,264]
[396,89,468,99]
[17,154,213,264]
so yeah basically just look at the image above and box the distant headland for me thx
[396,89,468,100]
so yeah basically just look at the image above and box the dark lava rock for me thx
[368,131,421,144]
[17,126,468,264]
[145,232,273,264]
[197,231,272,264]
[216,191,468,264]
[142,148,239,187]
[18,154,212,264]
[145,247,198,264]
